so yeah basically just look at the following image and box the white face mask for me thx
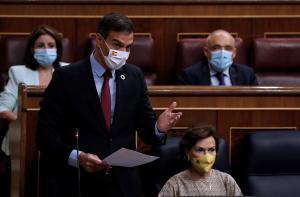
[98,39,130,70]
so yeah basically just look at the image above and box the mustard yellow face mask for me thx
[191,154,216,173]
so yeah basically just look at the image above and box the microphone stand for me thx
[75,129,81,197]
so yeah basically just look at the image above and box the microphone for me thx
[75,128,81,197]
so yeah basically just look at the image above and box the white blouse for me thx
[0,63,68,154]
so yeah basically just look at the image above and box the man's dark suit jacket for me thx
[179,61,258,85]
[36,58,161,197]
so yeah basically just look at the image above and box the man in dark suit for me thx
[179,29,258,86]
[36,13,181,197]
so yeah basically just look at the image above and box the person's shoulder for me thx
[59,61,70,67]
[212,169,229,175]
[232,63,255,73]
[52,58,90,84]
[56,58,89,73]
[9,65,35,74]
[184,61,207,73]
[212,169,236,182]
[122,63,143,74]
[119,63,145,80]
[159,170,188,197]
[168,169,191,182]
[160,170,185,193]
[9,65,28,71]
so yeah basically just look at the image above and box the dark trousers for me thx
[0,150,11,197]
[40,167,124,197]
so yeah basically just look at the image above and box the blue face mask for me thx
[34,48,57,68]
[209,49,233,72]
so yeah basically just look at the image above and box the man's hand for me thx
[0,111,17,121]
[78,152,111,172]
[157,101,182,133]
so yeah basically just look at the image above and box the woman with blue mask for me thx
[0,25,68,193]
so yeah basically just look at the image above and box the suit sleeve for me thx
[136,71,163,145]
[249,68,259,85]
[0,67,19,113]
[36,69,72,167]
[178,70,190,85]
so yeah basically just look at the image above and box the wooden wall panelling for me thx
[1,17,300,84]
[264,32,300,38]
[132,18,168,83]
[218,110,300,152]
[0,17,78,63]
[75,18,98,60]
[251,18,300,39]
[1,2,300,16]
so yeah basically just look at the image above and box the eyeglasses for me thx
[192,146,216,155]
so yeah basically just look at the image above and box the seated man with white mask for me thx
[178,29,258,86]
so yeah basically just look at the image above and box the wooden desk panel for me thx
[149,86,300,156]
[15,85,300,197]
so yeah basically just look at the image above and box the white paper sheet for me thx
[103,148,159,167]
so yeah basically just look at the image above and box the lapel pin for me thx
[120,75,125,80]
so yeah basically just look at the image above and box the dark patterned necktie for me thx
[101,70,112,131]
[215,72,225,86]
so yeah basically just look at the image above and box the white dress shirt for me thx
[209,65,232,86]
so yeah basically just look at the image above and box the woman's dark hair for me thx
[179,124,219,162]
[97,12,134,39]
[24,24,62,70]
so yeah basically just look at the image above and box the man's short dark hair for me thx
[97,12,134,39]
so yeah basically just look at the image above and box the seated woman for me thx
[0,24,68,197]
[0,24,68,158]
[158,124,242,196]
